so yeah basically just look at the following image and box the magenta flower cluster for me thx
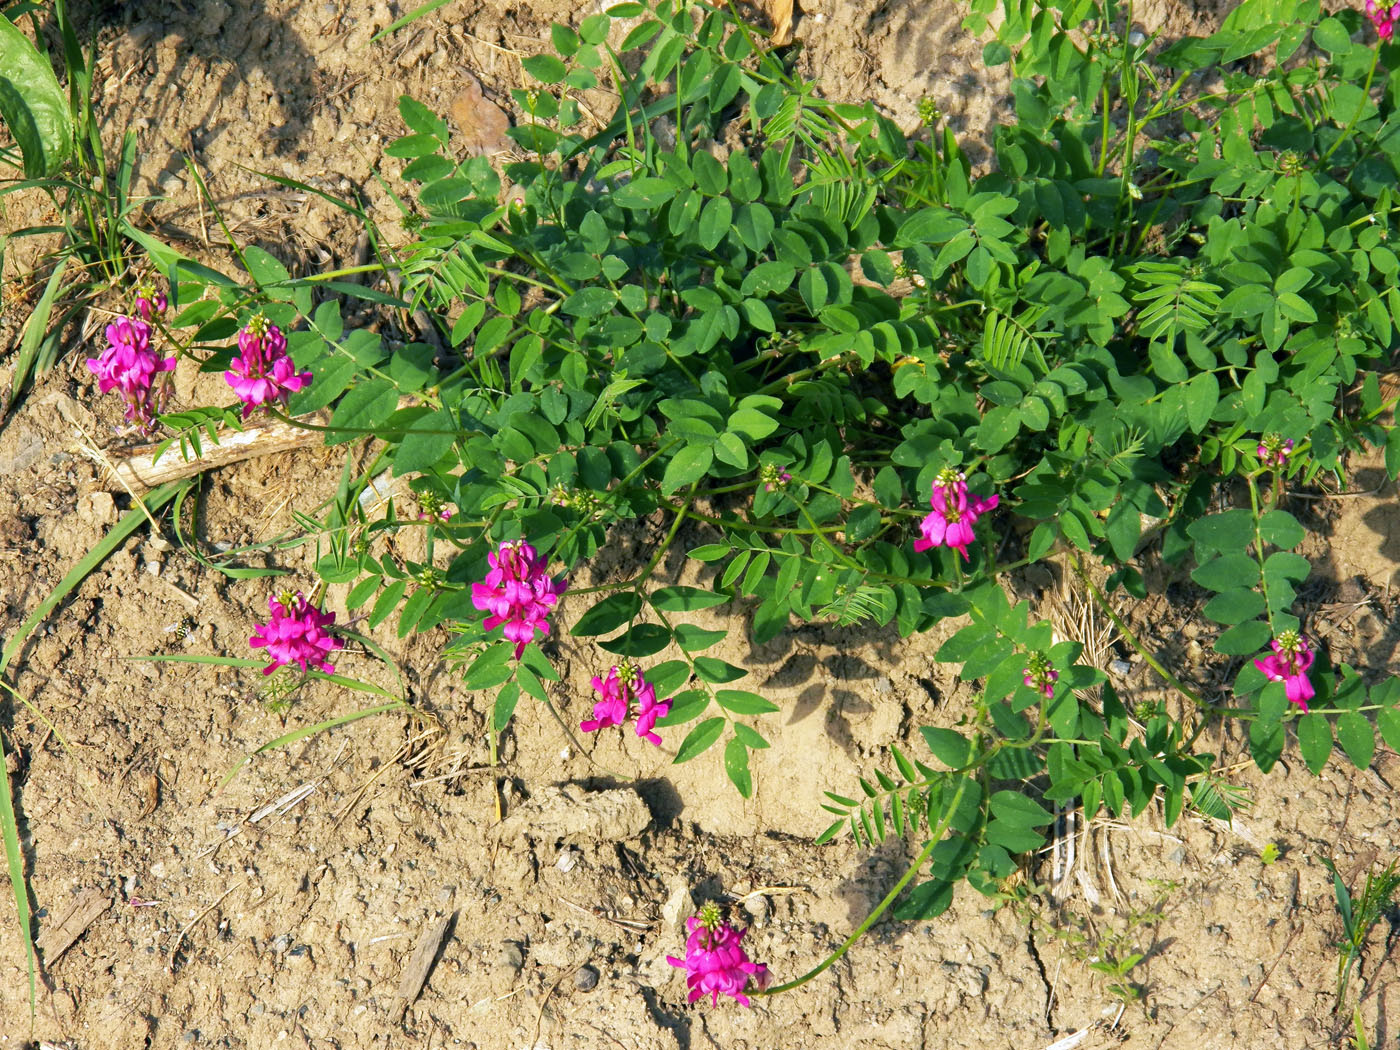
[249,590,343,676]
[581,660,673,746]
[914,468,999,561]
[1367,0,1400,40]
[667,904,768,1007]
[471,541,566,658]
[85,315,176,433]
[1254,631,1315,712]
[225,316,312,419]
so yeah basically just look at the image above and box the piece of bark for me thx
[37,887,112,965]
[392,910,455,1024]
[105,410,331,492]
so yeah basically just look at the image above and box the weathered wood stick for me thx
[392,909,455,1024]
[36,886,112,965]
[105,410,331,491]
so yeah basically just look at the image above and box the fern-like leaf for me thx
[1127,259,1222,342]
[818,584,895,627]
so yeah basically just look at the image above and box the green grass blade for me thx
[4,256,69,419]
[0,480,187,676]
[370,0,456,43]
[0,724,35,1023]
[0,467,177,1032]
[131,655,398,699]
[217,700,406,790]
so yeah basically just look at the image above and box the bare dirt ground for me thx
[3,1,1400,1048]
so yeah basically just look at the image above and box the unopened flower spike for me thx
[249,589,343,676]
[1023,652,1058,699]
[470,540,566,659]
[667,902,769,1007]
[134,281,168,322]
[1253,630,1315,712]
[225,314,312,419]
[760,463,793,492]
[913,467,998,562]
[1256,434,1294,468]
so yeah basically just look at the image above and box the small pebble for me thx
[1109,658,1131,676]
[574,965,599,992]
[1128,24,1147,46]
[497,941,524,973]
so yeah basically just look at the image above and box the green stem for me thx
[756,777,968,997]
[1246,475,1276,635]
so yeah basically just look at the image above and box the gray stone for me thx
[497,941,524,973]
[574,965,599,992]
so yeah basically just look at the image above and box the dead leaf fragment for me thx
[138,773,159,819]
[449,72,512,154]
[767,0,794,46]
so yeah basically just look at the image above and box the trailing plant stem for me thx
[756,777,968,997]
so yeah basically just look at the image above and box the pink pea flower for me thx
[1256,435,1294,467]
[1023,652,1058,698]
[1253,631,1315,712]
[249,590,343,676]
[470,540,566,658]
[1366,0,1400,40]
[913,468,998,561]
[85,314,176,433]
[225,316,312,419]
[581,660,673,746]
[666,903,769,1008]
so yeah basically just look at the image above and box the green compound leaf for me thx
[921,727,972,768]
[1187,510,1255,553]
[571,592,643,636]
[521,53,567,83]
[661,445,713,494]
[725,735,754,797]
[650,585,731,612]
[1335,712,1375,770]
[672,623,727,652]
[1258,510,1305,550]
[1191,552,1260,592]
[463,641,516,689]
[1296,712,1333,775]
[1214,619,1272,656]
[714,689,779,715]
[674,717,725,763]
[0,15,73,177]
[893,879,955,921]
[598,622,672,657]
[1202,587,1267,626]
[492,682,521,732]
[694,656,747,684]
